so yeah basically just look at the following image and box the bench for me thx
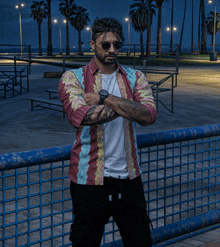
[45,89,59,100]
[27,97,65,118]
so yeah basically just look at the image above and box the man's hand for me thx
[82,93,100,105]
[81,105,118,126]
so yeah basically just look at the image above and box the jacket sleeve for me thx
[58,70,93,129]
[133,71,157,124]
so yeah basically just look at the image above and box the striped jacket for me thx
[58,59,157,185]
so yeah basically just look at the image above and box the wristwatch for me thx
[99,89,109,105]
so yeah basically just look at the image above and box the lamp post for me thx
[125,18,130,55]
[86,27,92,43]
[207,0,217,61]
[54,19,66,55]
[166,27,177,52]
[15,3,25,55]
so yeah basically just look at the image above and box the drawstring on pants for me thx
[107,176,123,202]
[118,176,122,200]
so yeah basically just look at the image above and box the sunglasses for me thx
[101,41,123,50]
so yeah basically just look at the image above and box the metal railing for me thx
[0,124,220,246]
[142,44,179,113]
[0,45,31,99]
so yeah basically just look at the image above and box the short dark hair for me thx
[91,17,125,43]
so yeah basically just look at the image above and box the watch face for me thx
[100,90,109,97]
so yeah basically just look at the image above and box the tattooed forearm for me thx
[104,95,152,126]
[81,105,118,126]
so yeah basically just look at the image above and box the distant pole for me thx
[198,1,201,53]
[213,0,216,53]
[19,7,22,54]
[54,19,66,55]
[125,18,130,55]
[59,23,62,55]
[191,0,194,53]
[15,2,25,55]
[170,0,174,52]
[128,19,130,54]
[86,27,92,45]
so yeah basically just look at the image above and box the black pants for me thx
[70,176,152,247]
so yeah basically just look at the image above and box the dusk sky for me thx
[0,0,219,52]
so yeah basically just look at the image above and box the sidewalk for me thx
[0,59,220,246]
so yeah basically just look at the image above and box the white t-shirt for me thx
[102,71,129,179]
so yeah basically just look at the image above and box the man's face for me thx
[90,32,121,65]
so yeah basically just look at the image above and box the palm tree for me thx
[129,0,148,57]
[198,1,201,53]
[191,0,194,53]
[70,6,90,54]
[179,0,187,53]
[146,0,156,57]
[30,1,47,56]
[154,0,168,57]
[45,0,53,56]
[129,0,155,57]
[200,0,207,54]
[169,0,174,52]
[206,11,220,45]
[59,0,76,55]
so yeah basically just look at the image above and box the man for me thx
[58,17,157,247]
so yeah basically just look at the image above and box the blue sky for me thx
[0,0,219,52]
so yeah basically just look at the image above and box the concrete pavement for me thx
[0,59,220,246]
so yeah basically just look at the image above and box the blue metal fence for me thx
[1,124,220,246]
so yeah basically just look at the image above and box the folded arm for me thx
[81,105,118,126]
[81,70,157,127]
[104,94,152,126]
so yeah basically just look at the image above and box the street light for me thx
[86,27,92,42]
[166,27,177,32]
[15,3,25,55]
[54,19,66,55]
[207,0,217,61]
[125,17,130,55]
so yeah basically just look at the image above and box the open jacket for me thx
[58,59,157,185]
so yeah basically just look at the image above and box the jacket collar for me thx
[89,58,126,76]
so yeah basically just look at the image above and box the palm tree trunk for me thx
[198,1,201,53]
[140,31,144,57]
[66,19,70,55]
[170,0,174,52]
[146,0,152,57]
[146,25,152,57]
[157,6,162,57]
[200,0,207,54]
[47,0,53,56]
[38,23,42,56]
[78,30,81,53]
[179,0,187,53]
[191,0,194,53]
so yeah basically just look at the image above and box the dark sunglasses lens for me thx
[102,42,111,50]
[101,42,123,50]
[114,42,123,49]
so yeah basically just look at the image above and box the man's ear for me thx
[90,40,95,50]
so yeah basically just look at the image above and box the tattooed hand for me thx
[81,105,118,126]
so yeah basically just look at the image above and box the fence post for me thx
[143,60,146,75]
[14,56,17,84]
[176,44,180,74]
[63,57,65,73]
[134,45,136,69]
[28,45,31,74]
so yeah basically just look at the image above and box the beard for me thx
[94,48,117,65]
